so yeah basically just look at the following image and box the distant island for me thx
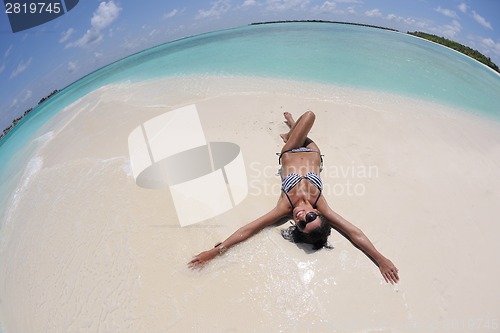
[251,20,398,32]
[408,31,499,73]
[0,89,59,141]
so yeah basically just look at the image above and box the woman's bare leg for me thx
[280,111,318,153]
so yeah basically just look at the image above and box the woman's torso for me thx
[280,150,323,210]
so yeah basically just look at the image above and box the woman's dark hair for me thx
[281,214,332,250]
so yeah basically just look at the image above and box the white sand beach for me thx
[1,76,499,332]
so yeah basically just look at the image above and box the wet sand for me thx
[1,76,499,332]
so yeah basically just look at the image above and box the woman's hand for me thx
[379,258,399,284]
[188,248,219,269]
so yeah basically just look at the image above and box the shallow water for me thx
[2,22,499,150]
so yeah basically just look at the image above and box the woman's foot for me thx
[283,112,295,128]
[280,112,296,143]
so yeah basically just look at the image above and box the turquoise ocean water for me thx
[0,22,499,219]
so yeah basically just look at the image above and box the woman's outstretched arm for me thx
[188,203,288,269]
[316,198,400,284]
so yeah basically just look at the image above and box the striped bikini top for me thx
[281,172,323,209]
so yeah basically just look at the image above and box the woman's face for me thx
[293,207,321,233]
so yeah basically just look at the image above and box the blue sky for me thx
[1,0,499,130]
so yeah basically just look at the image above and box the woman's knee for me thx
[303,111,316,124]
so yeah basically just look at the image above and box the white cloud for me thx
[265,0,311,12]
[21,90,32,103]
[472,11,492,30]
[386,13,397,21]
[365,8,382,17]
[67,29,102,48]
[458,3,467,14]
[312,0,357,14]
[10,89,32,108]
[91,1,121,30]
[67,61,77,73]
[67,1,121,48]
[9,97,18,108]
[346,6,356,14]
[196,0,231,19]
[59,28,75,43]
[435,6,458,19]
[4,45,13,58]
[386,13,419,27]
[163,8,185,19]
[481,38,496,49]
[479,37,500,57]
[0,63,5,73]
[439,20,461,39]
[10,57,32,79]
[315,1,336,12]
[122,24,164,52]
[241,0,256,7]
[164,9,178,19]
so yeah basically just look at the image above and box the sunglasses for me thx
[305,212,319,223]
[297,212,318,230]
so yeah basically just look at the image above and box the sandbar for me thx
[1,76,499,332]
